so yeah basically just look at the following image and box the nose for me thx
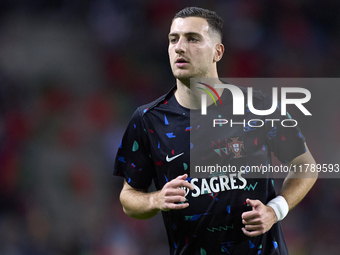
[175,38,186,54]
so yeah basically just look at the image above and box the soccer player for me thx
[114,7,317,254]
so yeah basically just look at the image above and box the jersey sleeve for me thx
[113,107,156,189]
[263,94,307,164]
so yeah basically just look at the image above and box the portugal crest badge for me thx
[228,137,244,158]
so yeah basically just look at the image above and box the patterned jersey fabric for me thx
[114,85,306,255]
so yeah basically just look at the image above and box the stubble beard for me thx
[173,67,210,87]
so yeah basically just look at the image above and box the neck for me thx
[174,80,192,109]
[174,76,224,109]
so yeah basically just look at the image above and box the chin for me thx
[173,71,194,80]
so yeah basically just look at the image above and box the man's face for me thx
[168,17,219,82]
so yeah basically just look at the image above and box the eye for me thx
[169,38,178,44]
[189,37,198,42]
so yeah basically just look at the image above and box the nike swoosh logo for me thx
[166,152,184,162]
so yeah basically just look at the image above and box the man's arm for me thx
[279,144,318,210]
[119,174,194,220]
[242,143,318,237]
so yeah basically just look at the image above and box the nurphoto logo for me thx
[197,83,312,128]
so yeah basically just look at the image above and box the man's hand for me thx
[241,198,277,237]
[152,174,194,211]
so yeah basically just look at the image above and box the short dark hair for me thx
[173,7,223,42]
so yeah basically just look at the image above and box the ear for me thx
[214,43,224,63]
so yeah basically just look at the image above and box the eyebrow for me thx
[168,32,203,38]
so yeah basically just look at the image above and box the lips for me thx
[175,57,189,67]
[176,57,188,63]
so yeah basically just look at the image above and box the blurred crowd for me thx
[0,0,340,254]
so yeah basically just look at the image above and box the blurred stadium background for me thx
[0,0,340,254]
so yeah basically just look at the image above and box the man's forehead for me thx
[170,17,209,35]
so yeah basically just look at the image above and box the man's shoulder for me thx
[236,86,276,111]
[138,85,175,117]
[237,86,265,101]
[138,94,167,116]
